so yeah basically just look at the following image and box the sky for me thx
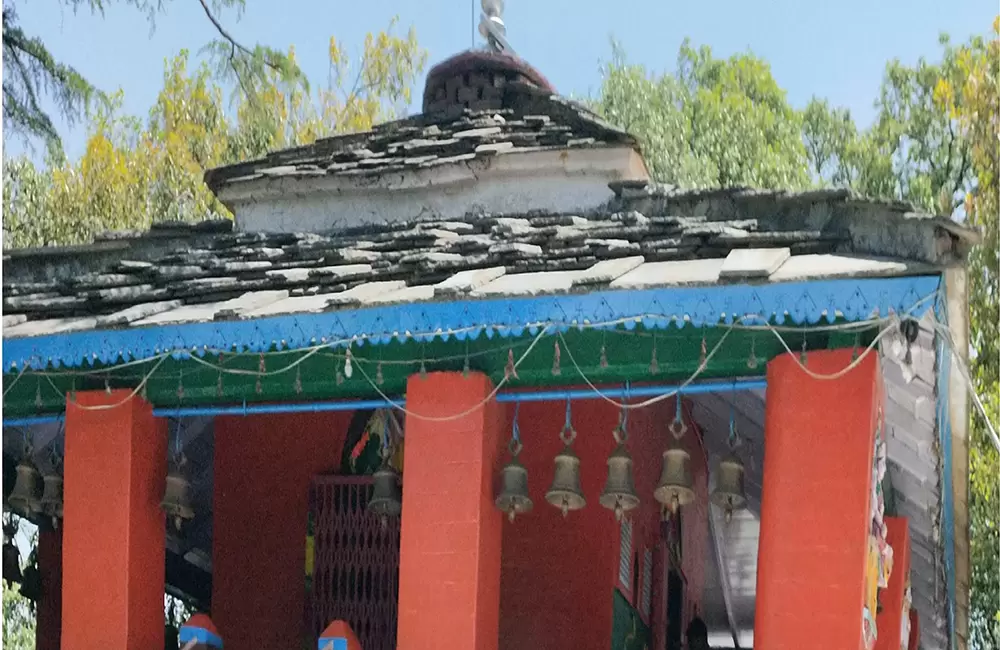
[4,0,996,162]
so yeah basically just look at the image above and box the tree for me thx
[595,40,809,189]
[2,0,307,158]
[943,18,1000,650]
[2,20,427,249]
[2,515,36,650]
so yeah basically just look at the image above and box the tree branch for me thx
[196,0,282,75]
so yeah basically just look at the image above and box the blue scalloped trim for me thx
[3,276,940,370]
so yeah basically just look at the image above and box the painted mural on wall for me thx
[864,409,894,649]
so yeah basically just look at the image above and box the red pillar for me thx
[755,350,881,650]
[35,528,61,650]
[397,372,503,650]
[63,391,167,650]
[876,517,912,650]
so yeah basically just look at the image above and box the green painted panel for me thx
[1,323,877,418]
[612,588,652,650]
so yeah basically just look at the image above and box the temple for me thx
[1,3,978,649]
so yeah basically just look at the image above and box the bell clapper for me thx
[561,498,569,518]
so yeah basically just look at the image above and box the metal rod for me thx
[3,415,63,427]
[709,505,742,648]
[151,398,401,419]
[4,378,766,425]
[495,378,766,403]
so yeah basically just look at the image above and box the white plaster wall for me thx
[220,147,649,233]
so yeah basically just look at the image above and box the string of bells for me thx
[7,433,65,531]
[494,396,748,524]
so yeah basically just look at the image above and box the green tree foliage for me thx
[2,515,36,650]
[2,20,427,249]
[596,40,809,189]
[2,584,35,650]
[2,0,308,158]
[945,18,999,650]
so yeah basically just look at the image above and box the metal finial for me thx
[479,0,513,54]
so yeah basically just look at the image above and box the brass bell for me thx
[39,471,64,528]
[710,455,746,522]
[367,461,402,527]
[654,444,695,512]
[599,443,639,521]
[8,459,41,517]
[495,456,533,522]
[545,445,586,517]
[161,464,195,532]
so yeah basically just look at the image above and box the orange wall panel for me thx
[397,372,504,650]
[63,391,167,650]
[755,350,881,650]
[876,517,912,650]
[212,411,350,650]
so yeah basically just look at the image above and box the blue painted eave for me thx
[3,276,941,371]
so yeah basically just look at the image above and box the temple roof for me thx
[204,95,634,196]
[2,183,976,341]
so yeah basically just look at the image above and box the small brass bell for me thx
[545,445,586,517]
[599,443,639,521]
[39,472,64,528]
[710,455,746,522]
[161,464,195,532]
[368,461,402,527]
[8,459,41,517]
[654,444,695,512]
[495,456,532,522]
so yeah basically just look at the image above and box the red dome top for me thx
[422,49,555,114]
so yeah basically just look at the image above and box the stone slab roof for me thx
[203,94,636,195]
[2,184,975,340]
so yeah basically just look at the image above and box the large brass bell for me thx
[546,444,586,517]
[8,458,41,517]
[39,471,64,528]
[367,461,402,527]
[599,443,639,521]
[710,455,746,522]
[654,444,695,512]
[161,461,195,532]
[495,444,532,522]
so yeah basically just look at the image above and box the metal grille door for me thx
[309,475,400,650]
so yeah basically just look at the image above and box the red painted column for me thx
[876,517,912,650]
[755,350,882,650]
[63,391,168,650]
[35,528,61,650]
[397,372,503,650]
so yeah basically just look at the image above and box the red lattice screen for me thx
[308,475,400,650]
